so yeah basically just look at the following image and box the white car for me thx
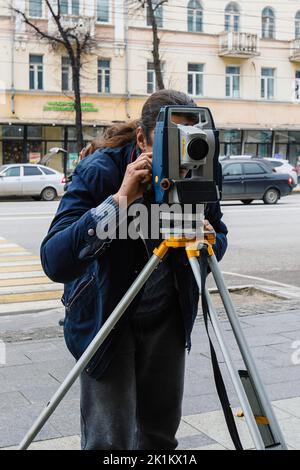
[219,155,253,161]
[0,164,66,201]
[263,158,298,186]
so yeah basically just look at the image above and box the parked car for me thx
[0,164,66,201]
[221,159,294,204]
[262,158,298,186]
[219,154,253,161]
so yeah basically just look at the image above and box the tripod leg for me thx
[207,254,287,449]
[18,251,165,450]
[188,255,266,449]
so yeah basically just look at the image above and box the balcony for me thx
[289,39,300,62]
[48,16,95,38]
[219,32,260,58]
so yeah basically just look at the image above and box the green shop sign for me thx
[44,101,99,112]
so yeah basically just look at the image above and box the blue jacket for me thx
[40,143,228,379]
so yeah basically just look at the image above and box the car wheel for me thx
[41,187,57,201]
[263,188,279,204]
[241,199,253,205]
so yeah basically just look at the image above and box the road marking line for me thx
[0,255,39,262]
[0,237,64,314]
[221,207,300,214]
[0,277,51,287]
[0,265,43,273]
[0,291,63,304]
[0,216,52,220]
[0,270,45,279]
[0,299,63,315]
[222,271,299,289]
[0,284,63,295]
[0,212,54,217]
[0,260,41,267]
[0,250,33,256]
[0,245,26,252]
[0,243,21,249]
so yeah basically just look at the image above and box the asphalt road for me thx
[0,194,299,289]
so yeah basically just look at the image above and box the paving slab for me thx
[1,308,300,450]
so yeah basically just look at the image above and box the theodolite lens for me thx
[187,138,209,160]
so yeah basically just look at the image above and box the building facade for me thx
[1,0,300,171]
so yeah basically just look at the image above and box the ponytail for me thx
[93,120,139,149]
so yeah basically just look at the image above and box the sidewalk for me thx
[1,300,300,450]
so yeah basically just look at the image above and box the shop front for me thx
[0,123,105,173]
[219,129,300,165]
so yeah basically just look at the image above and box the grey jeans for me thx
[80,303,186,450]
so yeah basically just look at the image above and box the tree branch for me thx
[153,0,168,13]
[12,7,66,46]
[12,0,95,155]
[45,0,73,55]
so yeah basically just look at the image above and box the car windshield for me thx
[0,165,8,173]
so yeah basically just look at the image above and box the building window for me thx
[261,68,275,99]
[147,61,164,94]
[225,2,240,32]
[188,63,203,96]
[275,131,300,165]
[60,0,80,16]
[147,0,163,28]
[262,7,275,39]
[62,57,73,91]
[295,11,300,39]
[219,130,242,156]
[29,0,42,17]
[97,0,110,23]
[244,130,272,158]
[187,0,203,33]
[29,55,43,90]
[295,71,300,101]
[98,59,111,93]
[226,66,240,98]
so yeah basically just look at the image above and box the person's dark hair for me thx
[93,89,197,149]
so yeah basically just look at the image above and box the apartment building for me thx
[0,0,300,170]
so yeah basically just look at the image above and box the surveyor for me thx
[41,89,228,450]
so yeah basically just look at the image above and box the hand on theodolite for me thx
[204,219,214,233]
[113,152,153,207]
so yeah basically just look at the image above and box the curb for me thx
[209,284,300,301]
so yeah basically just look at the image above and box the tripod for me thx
[18,235,287,450]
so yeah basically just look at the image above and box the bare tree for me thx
[12,0,96,154]
[131,0,168,90]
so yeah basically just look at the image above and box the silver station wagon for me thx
[0,164,66,201]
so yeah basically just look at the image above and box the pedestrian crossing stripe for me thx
[0,283,63,295]
[0,291,63,304]
[0,255,39,262]
[0,251,33,256]
[0,277,51,287]
[0,265,43,273]
[0,237,63,315]
[0,246,27,253]
[0,260,41,267]
[0,271,45,279]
